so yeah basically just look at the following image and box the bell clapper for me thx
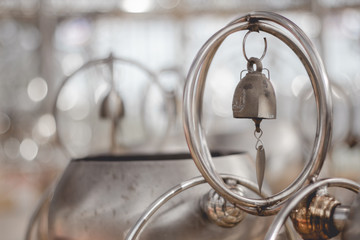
[253,119,266,193]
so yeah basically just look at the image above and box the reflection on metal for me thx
[183,11,332,214]
[201,181,247,228]
[22,10,360,240]
[290,193,341,239]
[126,175,260,240]
[48,152,270,240]
[125,173,298,240]
[264,178,360,240]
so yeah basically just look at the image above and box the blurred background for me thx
[1,0,360,239]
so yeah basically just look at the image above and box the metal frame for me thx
[53,54,176,155]
[183,11,332,215]
[125,174,296,240]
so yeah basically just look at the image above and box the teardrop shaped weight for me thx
[256,145,266,193]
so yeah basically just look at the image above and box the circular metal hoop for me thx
[242,30,267,62]
[183,11,332,215]
[125,174,268,240]
[264,178,360,240]
[53,54,175,156]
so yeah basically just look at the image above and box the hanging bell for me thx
[232,57,276,121]
[100,88,125,120]
[100,52,125,121]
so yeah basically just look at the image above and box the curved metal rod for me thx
[53,54,175,155]
[183,11,332,215]
[264,178,360,240]
[242,30,267,62]
[24,182,56,240]
[125,174,268,240]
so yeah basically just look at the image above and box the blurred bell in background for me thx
[1,1,360,239]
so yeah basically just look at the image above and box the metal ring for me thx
[53,54,175,156]
[242,30,267,62]
[264,178,360,240]
[125,174,266,240]
[183,11,332,215]
[254,129,263,139]
[247,57,263,72]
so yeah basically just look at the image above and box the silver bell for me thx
[100,88,125,120]
[232,57,276,121]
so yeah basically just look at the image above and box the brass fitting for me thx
[290,193,341,240]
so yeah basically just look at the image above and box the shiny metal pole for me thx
[126,174,269,240]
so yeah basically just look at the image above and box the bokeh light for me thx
[19,138,38,161]
[27,77,48,102]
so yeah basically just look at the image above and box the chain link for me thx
[254,128,264,150]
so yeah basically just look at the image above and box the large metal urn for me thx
[48,152,270,240]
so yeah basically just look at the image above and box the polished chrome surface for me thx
[49,153,271,240]
[126,175,260,240]
[264,178,360,240]
[200,180,247,228]
[183,11,332,214]
[3,4,360,240]
[126,174,298,240]
[290,194,341,239]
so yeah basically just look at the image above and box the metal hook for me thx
[242,30,267,62]
[254,129,264,150]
